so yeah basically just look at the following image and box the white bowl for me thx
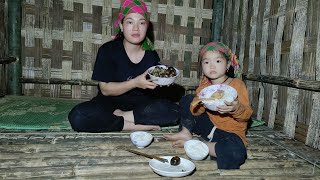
[147,65,180,86]
[184,139,209,160]
[130,131,153,148]
[199,84,237,111]
[149,156,195,177]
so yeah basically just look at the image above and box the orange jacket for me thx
[190,78,253,145]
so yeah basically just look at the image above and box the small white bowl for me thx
[130,131,153,148]
[184,139,209,160]
[147,65,180,86]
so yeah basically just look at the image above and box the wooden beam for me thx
[19,78,98,86]
[243,73,320,92]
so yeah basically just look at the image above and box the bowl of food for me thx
[184,139,209,160]
[198,84,237,111]
[147,65,179,86]
[130,131,153,148]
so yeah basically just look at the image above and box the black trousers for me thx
[68,95,179,132]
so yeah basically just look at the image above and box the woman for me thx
[68,0,179,132]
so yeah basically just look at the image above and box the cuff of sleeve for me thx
[191,105,206,115]
[229,103,245,116]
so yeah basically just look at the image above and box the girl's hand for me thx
[216,98,240,114]
[134,70,158,89]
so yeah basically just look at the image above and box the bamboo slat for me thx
[306,92,320,149]
[284,0,308,138]
[256,0,271,121]
[230,0,240,52]
[268,0,287,129]
[246,0,259,116]
[238,0,248,75]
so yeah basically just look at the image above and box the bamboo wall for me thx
[20,0,213,99]
[221,0,320,150]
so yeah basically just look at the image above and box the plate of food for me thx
[198,84,237,111]
[147,65,179,86]
[149,156,195,177]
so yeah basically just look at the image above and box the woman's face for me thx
[120,13,148,45]
[201,50,231,82]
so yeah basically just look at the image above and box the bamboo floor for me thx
[0,126,319,179]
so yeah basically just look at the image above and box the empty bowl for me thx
[130,131,153,148]
[184,139,209,160]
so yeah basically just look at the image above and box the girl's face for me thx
[120,13,148,46]
[201,50,231,83]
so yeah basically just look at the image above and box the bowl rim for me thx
[130,131,153,141]
[199,84,237,104]
[147,65,180,78]
[149,156,195,177]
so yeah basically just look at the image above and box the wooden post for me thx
[7,0,21,95]
[211,0,224,41]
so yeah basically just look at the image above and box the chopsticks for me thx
[121,148,169,163]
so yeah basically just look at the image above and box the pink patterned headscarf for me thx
[199,41,241,85]
[113,0,153,50]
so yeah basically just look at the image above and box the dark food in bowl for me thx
[149,66,177,78]
[170,156,181,166]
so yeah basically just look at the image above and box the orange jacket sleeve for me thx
[229,80,253,122]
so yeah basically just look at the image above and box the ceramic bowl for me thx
[199,84,237,111]
[130,131,153,148]
[149,156,195,177]
[184,139,209,160]
[147,65,179,86]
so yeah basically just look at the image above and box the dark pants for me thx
[68,95,179,132]
[180,95,247,169]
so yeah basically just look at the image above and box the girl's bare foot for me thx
[163,127,193,147]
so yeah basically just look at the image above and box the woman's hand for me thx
[216,98,240,114]
[133,70,158,89]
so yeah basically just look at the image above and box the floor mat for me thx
[0,96,82,130]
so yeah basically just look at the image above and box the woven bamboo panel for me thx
[21,0,213,99]
[222,0,320,150]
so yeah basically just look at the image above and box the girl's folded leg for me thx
[210,129,247,169]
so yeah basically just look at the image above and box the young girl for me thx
[68,0,179,132]
[164,42,253,169]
